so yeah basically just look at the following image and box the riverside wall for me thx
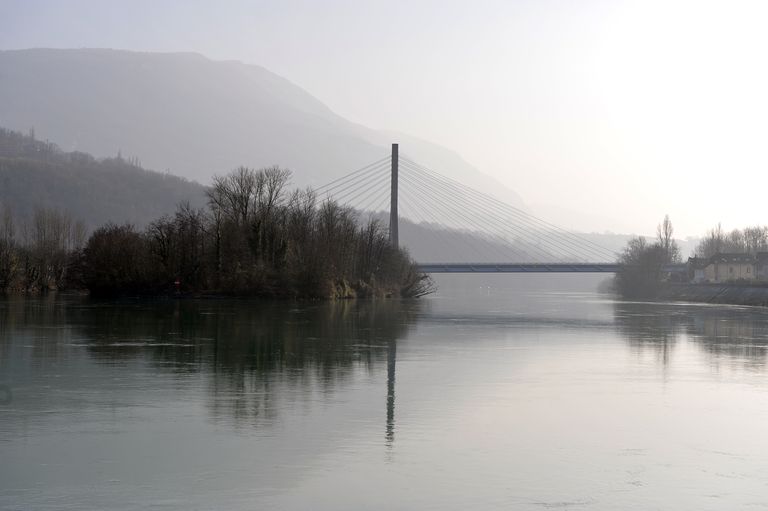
[657,283,768,307]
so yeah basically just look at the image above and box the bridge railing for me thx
[416,262,619,273]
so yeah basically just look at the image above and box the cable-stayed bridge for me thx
[312,144,618,273]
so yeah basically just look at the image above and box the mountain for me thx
[0,128,207,229]
[0,48,525,208]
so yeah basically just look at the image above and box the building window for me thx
[730,266,734,274]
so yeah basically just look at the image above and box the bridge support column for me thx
[389,143,399,248]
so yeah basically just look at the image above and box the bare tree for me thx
[696,223,725,258]
[743,226,768,254]
[656,214,680,263]
[259,166,291,215]
[209,166,258,225]
[696,223,768,257]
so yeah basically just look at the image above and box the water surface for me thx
[2,274,768,510]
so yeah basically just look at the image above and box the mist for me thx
[3,0,768,237]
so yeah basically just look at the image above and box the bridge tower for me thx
[389,143,399,248]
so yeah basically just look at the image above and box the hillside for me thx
[0,48,525,209]
[0,128,207,228]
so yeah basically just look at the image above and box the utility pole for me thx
[389,143,399,248]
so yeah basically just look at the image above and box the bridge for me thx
[416,263,619,273]
[316,144,619,273]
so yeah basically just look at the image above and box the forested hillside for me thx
[0,128,207,228]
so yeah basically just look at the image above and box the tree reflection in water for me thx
[0,296,420,437]
[614,301,768,370]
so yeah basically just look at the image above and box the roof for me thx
[687,256,709,269]
[709,253,756,264]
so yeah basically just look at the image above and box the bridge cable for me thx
[313,165,389,207]
[347,176,392,213]
[400,167,592,262]
[357,186,391,214]
[401,171,563,262]
[313,156,391,193]
[399,184,496,261]
[401,160,612,261]
[398,188,457,258]
[400,157,617,261]
[332,171,391,208]
[370,189,393,213]
[400,170,568,259]
[400,160,614,261]
[313,161,391,203]
[404,158,617,261]
[399,172,538,261]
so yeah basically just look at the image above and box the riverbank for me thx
[657,282,768,306]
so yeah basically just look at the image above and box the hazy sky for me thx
[2,0,767,237]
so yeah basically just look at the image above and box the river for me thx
[2,274,768,510]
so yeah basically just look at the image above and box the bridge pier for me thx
[389,143,399,248]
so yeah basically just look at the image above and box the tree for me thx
[146,203,208,290]
[656,214,680,263]
[696,223,725,258]
[18,208,83,290]
[743,226,768,254]
[615,236,667,299]
[208,166,258,225]
[695,223,768,257]
[82,224,154,296]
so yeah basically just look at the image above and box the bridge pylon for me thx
[389,143,399,248]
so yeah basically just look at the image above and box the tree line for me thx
[694,224,768,258]
[1,166,433,299]
[0,206,86,292]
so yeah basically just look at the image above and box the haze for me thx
[2,0,767,237]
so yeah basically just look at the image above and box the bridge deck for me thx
[417,263,618,273]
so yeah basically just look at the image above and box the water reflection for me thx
[0,297,418,435]
[614,301,768,369]
[0,384,10,405]
[386,338,396,446]
[8,289,768,509]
